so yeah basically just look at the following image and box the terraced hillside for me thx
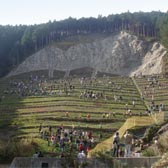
[0,72,151,159]
[133,75,168,120]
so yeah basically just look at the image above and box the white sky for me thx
[0,0,168,26]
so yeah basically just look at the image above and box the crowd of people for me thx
[140,76,166,113]
[2,75,77,98]
[39,124,96,158]
[2,74,166,160]
[39,125,144,159]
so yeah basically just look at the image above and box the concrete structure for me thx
[10,156,161,168]
[115,157,161,168]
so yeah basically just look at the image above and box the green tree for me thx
[160,13,168,48]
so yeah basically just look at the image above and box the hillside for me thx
[1,11,168,77]
[8,31,167,77]
[0,74,148,163]
[1,73,168,167]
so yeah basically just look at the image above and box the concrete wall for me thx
[10,157,111,168]
[115,157,161,168]
[10,156,161,168]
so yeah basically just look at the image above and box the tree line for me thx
[0,11,168,77]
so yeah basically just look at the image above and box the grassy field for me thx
[0,72,166,161]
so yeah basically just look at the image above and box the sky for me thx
[0,0,168,26]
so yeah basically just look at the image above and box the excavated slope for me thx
[8,31,167,77]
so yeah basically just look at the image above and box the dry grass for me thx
[88,116,156,157]
[158,131,168,153]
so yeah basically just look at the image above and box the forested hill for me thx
[0,11,168,77]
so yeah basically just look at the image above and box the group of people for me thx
[112,130,136,158]
[140,75,165,113]
[39,124,95,158]
[3,75,77,98]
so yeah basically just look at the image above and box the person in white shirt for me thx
[124,130,133,157]
[77,150,86,164]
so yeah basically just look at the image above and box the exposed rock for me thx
[130,42,167,76]
[7,31,167,77]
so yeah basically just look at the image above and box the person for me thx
[51,135,56,145]
[60,152,65,158]
[112,132,120,157]
[33,152,38,158]
[39,124,42,133]
[49,126,52,135]
[79,143,84,152]
[77,150,86,158]
[77,150,86,165]
[38,151,43,157]
[65,112,69,117]
[124,130,133,157]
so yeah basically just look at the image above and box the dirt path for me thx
[88,115,159,157]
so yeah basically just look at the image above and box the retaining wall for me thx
[10,156,161,168]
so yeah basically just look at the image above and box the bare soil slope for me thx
[8,31,167,77]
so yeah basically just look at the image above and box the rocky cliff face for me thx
[8,31,167,77]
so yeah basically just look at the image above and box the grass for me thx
[0,73,167,161]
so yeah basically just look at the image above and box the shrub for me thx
[157,131,168,153]
[143,125,160,143]
[142,146,160,157]
[152,153,168,168]
[0,138,38,162]
[0,140,15,162]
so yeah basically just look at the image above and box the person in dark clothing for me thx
[39,124,42,133]
[38,151,43,157]
[49,126,52,135]
[112,132,120,157]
